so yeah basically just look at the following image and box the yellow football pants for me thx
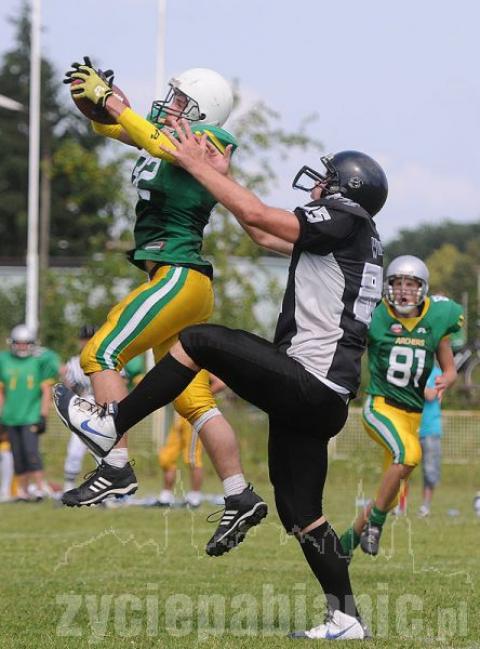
[81,265,217,425]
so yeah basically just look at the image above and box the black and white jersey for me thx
[274,194,383,396]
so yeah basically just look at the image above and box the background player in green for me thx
[58,59,267,555]
[123,354,145,392]
[0,325,60,500]
[340,255,462,557]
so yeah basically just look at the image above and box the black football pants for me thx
[180,324,348,531]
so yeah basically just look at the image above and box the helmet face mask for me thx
[8,324,36,358]
[292,160,336,193]
[292,151,388,216]
[384,255,429,315]
[151,86,205,125]
[150,67,233,128]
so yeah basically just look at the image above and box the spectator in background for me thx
[123,354,146,392]
[0,325,59,500]
[158,374,226,508]
[0,425,14,501]
[418,365,444,517]
[62,326,98,492]
[62,330,146,495]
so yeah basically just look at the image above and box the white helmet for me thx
[8,324,37,357]
[151,67,234,127]
[384,255,429,315]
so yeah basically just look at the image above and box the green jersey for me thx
[0,348,60,426]
[366,296,464,411]
[123,354,145,391]
[130,122,238,273]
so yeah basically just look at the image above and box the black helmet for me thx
[292,150,388,216]
[79,325,97,340]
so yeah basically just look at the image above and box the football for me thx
[71,79,130,124]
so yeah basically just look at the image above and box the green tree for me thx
[0,15,322,350]
[0,3,131,259]
[385,220,480,263]
[49,138,133,255]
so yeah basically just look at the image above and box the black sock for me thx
[115,354,197,434]
[298,521,359,617]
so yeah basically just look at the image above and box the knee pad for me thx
[173,369,218,429]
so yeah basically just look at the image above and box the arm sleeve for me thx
[294,205,357,254]
[91,121,124,141]
[116,108,177,163]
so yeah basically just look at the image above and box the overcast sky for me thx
[1,0,479,242]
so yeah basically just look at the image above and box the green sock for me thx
[369,505,387,527]
[339,526,361,555]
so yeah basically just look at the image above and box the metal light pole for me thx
[25,0,41,334]
[155,0,166,99]
[150,0,168,449]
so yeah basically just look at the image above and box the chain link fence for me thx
[329,408,480,464]
[45,405,480,469]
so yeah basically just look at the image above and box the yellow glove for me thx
[64,56,113,107]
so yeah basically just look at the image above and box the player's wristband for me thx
[116,108,177,163]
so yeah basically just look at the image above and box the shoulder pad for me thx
[321,194,371,219]
[193,124,238,150]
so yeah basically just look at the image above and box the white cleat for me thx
[157,489,175,507]
[417,504,430,518]
[289,609,370,640]
[53,383,119,457]
[473,492,480,517]
[185,490,202,508]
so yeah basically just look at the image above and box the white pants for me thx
[0,449,14,500]
[64,433,89,481]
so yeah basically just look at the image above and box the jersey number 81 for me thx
[387,346,426,388]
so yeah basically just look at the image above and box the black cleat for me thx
[360,521,383,556]
[205,484,268,557]
[61,461,138,507]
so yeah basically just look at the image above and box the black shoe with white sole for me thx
[206,484,268,557]
[360,521,383,556]
[61,461,138,507]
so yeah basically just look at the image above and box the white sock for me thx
[64,480,76,492]
[104,448,129,468]
[223,473,247,498]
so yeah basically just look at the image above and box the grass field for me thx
[1,404,479,648]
